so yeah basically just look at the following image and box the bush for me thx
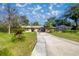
[63,29,77,33]
[11,27,25,42]
[11,34,25,42]
[0,48,13,56]
[0,24,8,32]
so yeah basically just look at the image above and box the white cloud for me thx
[53,3,58,6]
[58,4,64,6]
[56,5,61,7]
[46,10,61,18]
[49,3,59,10]
[2,6,5,9]
[56,4,64,7]
[34,5,42,11]
[0,6,5,11]
[49,3,64,10]
[47,12,51,16]
[51,10,61,17]
[16,4,21,7]
[0,4,5,11]
[42,15,46,19]
[37,5,42,9]
[32,11,37,15]
[49,4,54,10]
[48,4,63,17]
[31,5,42,16]
[19,12,24,15]
[41,9,44,13]
[49,6,52,10]
[16,3,27,7]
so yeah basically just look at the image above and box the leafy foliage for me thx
[32,21,40,26]
[0,22,8,32]
[44,17,56,28]
[64,4,79,29]
[55,19,71,26]
[11,26,25,42]
[4,4,18,34]
[19,16,29,26]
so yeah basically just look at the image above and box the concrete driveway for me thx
[32,32,79,56]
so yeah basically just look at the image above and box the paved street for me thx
[32,32,79,56]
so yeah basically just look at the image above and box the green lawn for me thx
[0,32,37,56]
[50,31,79,42]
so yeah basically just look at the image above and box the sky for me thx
[0,3,72,25]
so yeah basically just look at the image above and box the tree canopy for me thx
[31,21,40,26]
[44,17,56,28]
[19,16,29,26]
[64,4,79,29]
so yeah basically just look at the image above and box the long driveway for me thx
[32,32,79,56]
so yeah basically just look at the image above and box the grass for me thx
[50,31,79,42]
[0,32,37,56]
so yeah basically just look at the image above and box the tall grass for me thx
[0,32,37,56]
[0,48,13,56]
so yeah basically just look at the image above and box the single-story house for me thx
[21,26,44,32]
[55,25,71,32]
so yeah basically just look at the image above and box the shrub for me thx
[12,34,25,42]
[11,26,25,42]
[0,24,8,32]
[64,29,77,33]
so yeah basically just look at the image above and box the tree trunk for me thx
[75,20,78,29]
[8,22,11,34]
[8,16,11,34]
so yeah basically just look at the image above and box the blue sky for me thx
[0,3,72,25]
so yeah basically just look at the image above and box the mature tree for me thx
[11,15,20,32]
[19,16,29,26]
[64,4,79,29]
[4,4,17,34]
[44,17,56,28]
[44,22,52,29]
[32,21,39,26]
[55,19,71,26]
